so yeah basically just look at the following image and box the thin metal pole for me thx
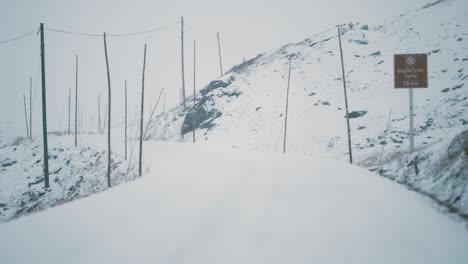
[125,81,127,160]
[180,16,186,110]
[409,88,414,153]
[193,40,196,143]
[217,32,223,76]
[139,44,147,177]
[103,32,112,187]
[283,58,292,153]
[75,54,78,146]
[40,23,49,188]
[338,27,353,164]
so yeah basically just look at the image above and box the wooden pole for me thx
[180,16,187,110]
[139,44,147,177]
[283,58,292,153]
[338,27,353,164]
[125,81,127,160]
[217,32,223,76]
[103,32,112,187]
[75,54,78,146]
[192,40,196,143]
[29,77,32,139]
[40,23,49,188]
[23,94,29,138]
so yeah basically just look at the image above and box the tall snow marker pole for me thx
[180,17,187,110]
[139,44,147,177]
[75,54,78,146]
[217,32,223,76]
[40,23,50,188]
[283,57,292,154]
[103,32,112,187]
[192,40,197,143]
[125,81,128,160]
[338,26,353,164]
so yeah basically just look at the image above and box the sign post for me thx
[394,53,428,154]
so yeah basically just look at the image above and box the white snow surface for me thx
[1,140,468,263]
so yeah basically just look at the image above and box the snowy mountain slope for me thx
[0,134,138,223]
[147,0,468,215]
[1,141,467,264]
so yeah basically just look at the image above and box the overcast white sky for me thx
[0,0,428,136]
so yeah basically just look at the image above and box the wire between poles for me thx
[0,28,38,44]
[45,22,179,37]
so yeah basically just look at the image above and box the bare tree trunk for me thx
[103,32,112,187]
[139,44,147,177]
[23,94,29,138]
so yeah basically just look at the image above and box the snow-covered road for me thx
[1,139,467,263]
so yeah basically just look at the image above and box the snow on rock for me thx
[0,136,138,223]
[147,0,468,215]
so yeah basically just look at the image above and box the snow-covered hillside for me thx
[147,0,468,215]
[0,134,138,222]
[1,142,467,263]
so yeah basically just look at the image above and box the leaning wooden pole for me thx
[283,58,292,154]
[23,94,29,138]
[40,23,49,188]
[103,32,112,187]
[338,26,353,164]
[125,81,128,160]
[192,40,196,143]
[139,44,147,177]
[75,54,78,146]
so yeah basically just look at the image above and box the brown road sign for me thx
[394,54,428,88]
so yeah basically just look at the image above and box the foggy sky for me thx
[0,0,428,136]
